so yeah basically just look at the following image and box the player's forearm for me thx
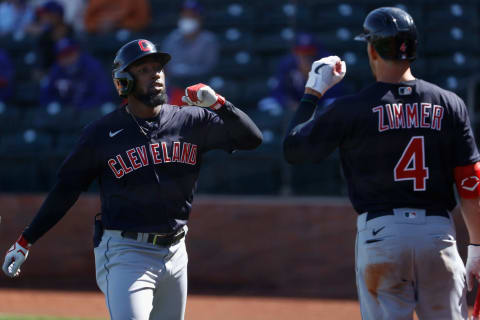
[460,197,480,244]
[285,94,319,134]
[22,180,82,244]
[283,94,319,164]
[215,101,263,150]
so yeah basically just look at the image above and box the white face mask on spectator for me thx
[178,17,199,35]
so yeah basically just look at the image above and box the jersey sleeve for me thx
[56,124,102,191]
[283,94,350,164]
[202,101,263,152]
[452,96,480,166]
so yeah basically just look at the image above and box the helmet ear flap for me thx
[113,71,135,97]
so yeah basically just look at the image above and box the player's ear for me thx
[368,43,379,60]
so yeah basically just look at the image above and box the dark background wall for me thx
[0,194,470,301]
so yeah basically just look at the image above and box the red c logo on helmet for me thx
[138,40,152,52]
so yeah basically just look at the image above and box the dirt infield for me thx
[0,289,362,320]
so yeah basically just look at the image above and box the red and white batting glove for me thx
[2,235,31,278]
[467,245,480,291]
[306,56,346,96]
[182,83,226,110]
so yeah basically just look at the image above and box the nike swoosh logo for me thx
[372,226,385,236]
[314,63,328,74]
[109,129,124,138]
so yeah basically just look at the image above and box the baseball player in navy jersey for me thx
[2,39,262,320]
[284,7,480,320]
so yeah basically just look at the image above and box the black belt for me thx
[366,209,449,221]
[121,228,186,247]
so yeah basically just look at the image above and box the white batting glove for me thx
[305,56,346,96]
[182,83,226,110]
[467,245,480,291]
[2,235,31,278]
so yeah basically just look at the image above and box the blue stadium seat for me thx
[30,103,77,132]
[203,2,255,28]
[309,2,366,28]
[0,129,53,155]
[423,25,478,55]
[424,2,478,29]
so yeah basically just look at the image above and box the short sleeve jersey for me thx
[57,104,235,233]
[290,79,480,213]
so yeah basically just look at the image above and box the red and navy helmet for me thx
[355,7,418,61]
[112,39,171,97]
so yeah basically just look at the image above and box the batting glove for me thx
[305,56,346,96]
[182,83,226,110]
[467,245,480,291]
[2,235,31,278]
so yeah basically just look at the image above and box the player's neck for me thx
[375,62,415,83]
[126,100,162,119]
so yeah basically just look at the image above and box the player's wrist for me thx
[17,234,31,249]
[304,87,323,98]
[210,94,225,110]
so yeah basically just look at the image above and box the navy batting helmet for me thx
[112,39,171,97]
[355,7,417,61]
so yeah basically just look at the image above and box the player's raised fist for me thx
[306,56,346,96]
[2,235,31,278]
[182,83,226,110]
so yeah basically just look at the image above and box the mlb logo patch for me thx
[399,87,412,95]
[405,211,417,219]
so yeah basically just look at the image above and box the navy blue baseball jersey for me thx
[23,102,262,243]
[284,79,480,213]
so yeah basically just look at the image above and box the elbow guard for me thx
[454,162,480,199]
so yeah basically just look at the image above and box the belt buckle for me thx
[152,234,164,246]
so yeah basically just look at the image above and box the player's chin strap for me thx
[182,83,226,110]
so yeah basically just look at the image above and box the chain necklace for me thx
[126,105,148,136]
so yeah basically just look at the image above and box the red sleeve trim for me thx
[454,162,480,199]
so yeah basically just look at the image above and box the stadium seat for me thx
[290,152,345,196]
[30,103,77,132]
[0,103,23,133]
[203,2,255,28]
[0,129,53,155]
[11,81,39,106]
[424,2,478,29]
[423,26,478,55]
[309,2,366,28]
[0,155,41,192]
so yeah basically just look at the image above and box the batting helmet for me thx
[355,7,417,61]
[112,39,171,97]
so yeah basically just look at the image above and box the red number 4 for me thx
[394,136,429,191]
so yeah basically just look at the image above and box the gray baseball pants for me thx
[94,228,188,320]
[355,208,467,320]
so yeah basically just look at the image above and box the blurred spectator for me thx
[271,32,344,110]
[40,37,112,109]
[161,0,219,104]
[52,0,87,33]
[28,0,74,80]
[0,0,35,37]
[84,0,151,34]
[0,49,15,103]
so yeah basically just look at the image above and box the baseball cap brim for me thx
[354,33,369,41]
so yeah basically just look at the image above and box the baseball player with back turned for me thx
[284,7,480,320]
[2,39,262,320]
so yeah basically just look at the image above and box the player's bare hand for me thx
[182,83,226,110]
[2,235,31,278]
[305,56,346,96]
[467,245,480,291]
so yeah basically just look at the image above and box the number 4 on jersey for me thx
[394,136,429,191]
